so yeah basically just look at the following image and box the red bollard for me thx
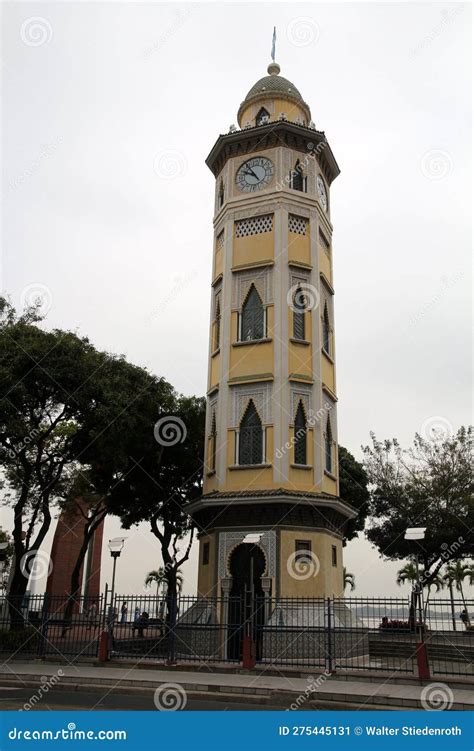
[242,635,256,669]
[98,630,109,662]
[415,642,430,680]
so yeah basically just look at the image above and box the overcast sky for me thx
[1,2,472,599]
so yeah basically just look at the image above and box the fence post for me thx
[36,594,49,659]
[97,587,109,662]
[98,630,109,662]
[101,584,108,632]
[167,591,178,665]
[415,594,431,680]
[326,597,334,674]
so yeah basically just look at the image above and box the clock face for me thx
[317,175,328,211]
[236,157,274,193]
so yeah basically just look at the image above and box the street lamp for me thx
[108,538,125,626]
[404,527,429,677]
[404,528,426,610]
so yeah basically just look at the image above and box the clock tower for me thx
[188,60,356,604]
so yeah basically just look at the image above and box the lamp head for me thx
[404,527,426,541]
[108,537,126,557]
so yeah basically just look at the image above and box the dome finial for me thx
[268,27,280,75]
[271,26,276,62]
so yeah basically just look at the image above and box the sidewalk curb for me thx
[30,657,474,690]
[1,674,472,711]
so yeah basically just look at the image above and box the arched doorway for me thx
[227,543,266,660]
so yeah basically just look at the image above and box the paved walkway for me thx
[0,661,472,709]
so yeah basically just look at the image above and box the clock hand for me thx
[244,167,259,180]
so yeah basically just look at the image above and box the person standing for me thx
[87,602,97,630]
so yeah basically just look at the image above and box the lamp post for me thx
[108,538,125,627]
[404,527,426,626]
[404,526,429,679]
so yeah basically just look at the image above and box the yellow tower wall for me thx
[279,530,343,597]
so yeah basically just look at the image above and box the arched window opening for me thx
[238,400,263,465]
[256,107,270,127]
[294,401,307,466]
[293,286,306,340]
[218,180,224,208]
[290,159,306,192]
[240,285,265,341]
[325,416,333,473]
[322,304,331,355]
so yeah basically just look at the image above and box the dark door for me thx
[227,543,266,660]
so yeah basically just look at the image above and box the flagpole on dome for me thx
[269,26,280,75]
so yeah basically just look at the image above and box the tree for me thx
[0,295,177,630]
[396,562,444,624]
[443,561,472,625]
[144,568,167,597]
[343,567,355,593]
[422,570,444,620]
[58,357,175,629]
[362,427,473,589]
[0,298,109,627]
[396,562,418,588]
[0,528,13,595]
[145,568,183,597]
[338,446,370,543]
[107,394,206,643]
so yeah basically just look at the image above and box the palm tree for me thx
[444,561,471,627]
[343,567,355,593]
[397,562,421,630]
[468,562,474,586]
[144,568,184,597]
[396,562,418,588]
[423,570,444,621]
[144,567,167,598]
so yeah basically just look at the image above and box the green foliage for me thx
[110,394,206,598]
[363,427,474,585]
[338,446,370,542]
[396,563,418,586]
[145,568,183,592]
[0,295,179,617]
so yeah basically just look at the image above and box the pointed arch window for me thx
[218,179,224,209]
[293,286,306,340]
[240,285,265,341]
[214,297,221,351]
[325,416,333,473]
[209,411,217,472]
[256,107,270,127]
[294,401,307,466]
[238,400,263,465]
[322,303,331,355]
[290,159,307,192]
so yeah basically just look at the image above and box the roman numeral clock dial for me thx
[236,157,274,192]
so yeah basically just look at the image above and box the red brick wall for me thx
[46,499,104,608]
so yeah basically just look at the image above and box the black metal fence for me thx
[1,592,472,679]
[0,593,104,662]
